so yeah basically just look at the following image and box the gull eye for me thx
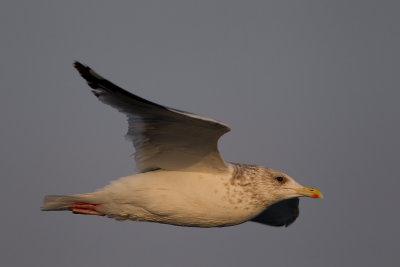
[275,176,285,183]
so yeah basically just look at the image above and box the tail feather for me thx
[42,193,104,211]
[42,193,100,210]
[41,195,78,211]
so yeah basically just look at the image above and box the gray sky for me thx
[1,1,399,266]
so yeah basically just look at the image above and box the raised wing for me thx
[74,62,231,173]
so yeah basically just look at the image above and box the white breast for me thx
[95,168,264,227]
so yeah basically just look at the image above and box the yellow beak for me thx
[294,186,324,199]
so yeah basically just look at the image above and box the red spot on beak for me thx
[311,194,320,198]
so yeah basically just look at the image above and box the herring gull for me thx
[42,62,323,228]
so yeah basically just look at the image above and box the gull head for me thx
[257,167,323,204]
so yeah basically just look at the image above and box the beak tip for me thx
[296,187,324,199]
[312,190,324,199]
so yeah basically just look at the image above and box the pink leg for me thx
[69,202,105,216]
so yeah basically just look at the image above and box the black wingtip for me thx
[73,61,86,74]
[73,61,103,90]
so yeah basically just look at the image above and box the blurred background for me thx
[1,1,399,266]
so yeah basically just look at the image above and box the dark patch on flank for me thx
[250,198,300,227]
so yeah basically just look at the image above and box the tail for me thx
[42,194,106,216]
[41,195,80,211]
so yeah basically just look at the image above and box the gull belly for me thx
[92,167,264,227]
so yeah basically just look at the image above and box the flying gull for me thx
[42,62,323,227]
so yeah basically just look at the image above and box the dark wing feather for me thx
[250,198,300,227]
[74,61,231,173]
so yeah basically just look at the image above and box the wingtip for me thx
[73,61,105,90]
[73,61,90,77]
[73,61,85,71]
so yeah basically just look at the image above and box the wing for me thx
[250,198,300,227]
[74,61,231,173]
